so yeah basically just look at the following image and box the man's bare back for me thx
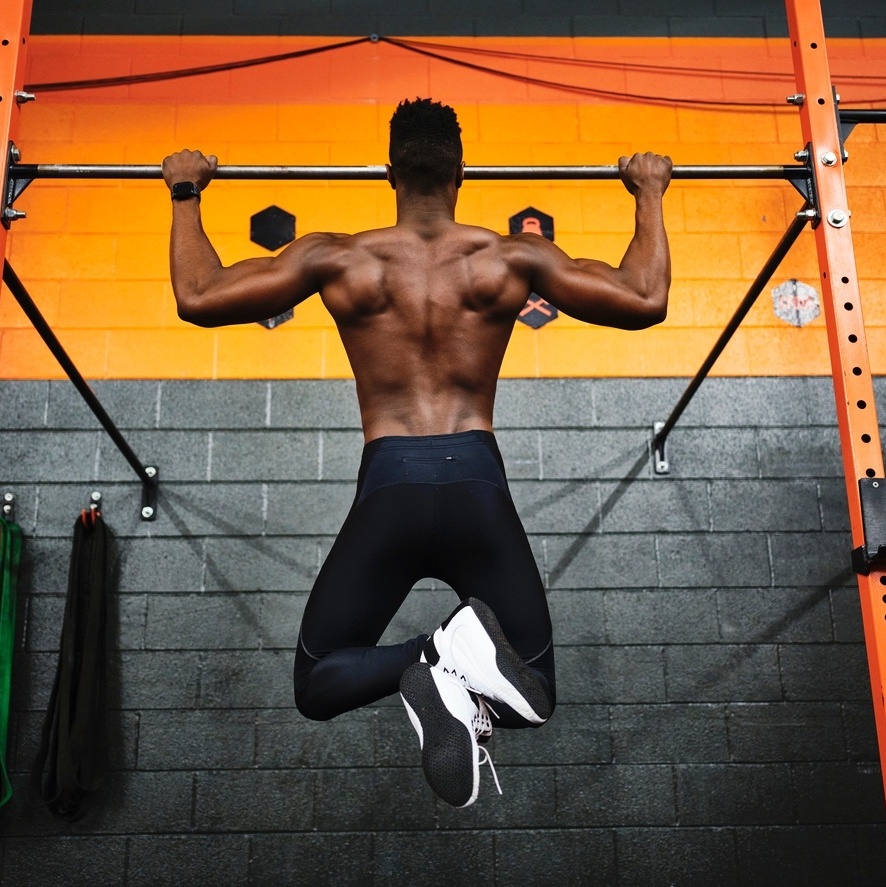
[162,133,670,442]
[312,221,538,440]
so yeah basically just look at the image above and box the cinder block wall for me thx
[1,376,885,885]
[27,0,886,38]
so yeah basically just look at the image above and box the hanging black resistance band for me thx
[32,509,112,820]
[0,515,23,809]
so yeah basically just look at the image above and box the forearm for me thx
[618,190,671,311]
[169,201,225,321]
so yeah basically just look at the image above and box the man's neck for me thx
[394,187,458,231]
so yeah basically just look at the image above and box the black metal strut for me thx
[1,261,158,520]
[652,210,812,474]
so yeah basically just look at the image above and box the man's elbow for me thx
[174,290,220,327]
[624,294,668,330]
[643,300,668,327]
[179,307,225,328]
[177,305,211,327]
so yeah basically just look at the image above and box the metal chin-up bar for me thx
[7,161,810,185]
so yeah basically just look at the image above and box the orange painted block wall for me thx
[0,35,884,380]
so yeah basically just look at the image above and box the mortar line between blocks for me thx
[93,431,102,481]
[537,428,544,481]
[199,538,207,593]
[154,381,163,429]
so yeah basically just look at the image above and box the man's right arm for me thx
[523,151,672,330]
[162,149,337,328]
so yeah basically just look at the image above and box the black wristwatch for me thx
[170,181,201,202]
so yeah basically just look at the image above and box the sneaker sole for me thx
[400,663,479,808]
[439,598,552,725]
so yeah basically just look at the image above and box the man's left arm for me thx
[524,151,672,330]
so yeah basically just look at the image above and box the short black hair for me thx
[389,98,463,192]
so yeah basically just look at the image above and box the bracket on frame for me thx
[788,141,820,225]
[3,141,32,227]
[851,478,886,576]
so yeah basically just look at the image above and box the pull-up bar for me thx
[9,162,809,182]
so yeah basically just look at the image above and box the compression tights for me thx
[293,430,555,728]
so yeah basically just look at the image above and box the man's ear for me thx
[456,160,465,190]
[385,163,396,190]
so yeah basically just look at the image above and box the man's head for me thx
[388,98,464,193]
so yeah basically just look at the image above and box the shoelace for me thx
[477,746,502,796]
[473,697,495,741]
[472,697,502,795]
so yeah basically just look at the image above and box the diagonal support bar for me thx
[2,261,158,521]
[652,209,810,474]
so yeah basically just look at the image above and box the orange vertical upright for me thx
[0,0,33,265]
[786,0,886,801]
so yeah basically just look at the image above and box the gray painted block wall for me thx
[1,376,885,885]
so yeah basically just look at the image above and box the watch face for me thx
[171,182,200,200]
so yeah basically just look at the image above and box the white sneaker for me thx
[400,661,500,808]
[422,597,552,725]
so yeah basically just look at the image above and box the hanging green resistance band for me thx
[0,515,23,808]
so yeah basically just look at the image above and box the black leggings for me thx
[293,430,555,727]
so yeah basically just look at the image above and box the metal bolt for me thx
[141,506,155,519]
[14,91,35,103]
[145,465,157,478]
[826,208,850,227]
[786,94,805,105]
[793,149,809,162]
[2,207,25,222]
[9,144,20,162]
[874,481,880,488]
[3,493,13,503]
[821,151,838,166]
[90,491,102,503]
[796,208,818,220]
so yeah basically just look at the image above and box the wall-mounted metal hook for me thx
[81,490,102,528]
[2,492,14,522]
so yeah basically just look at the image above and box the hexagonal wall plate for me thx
[509,206,558,328]
[518,296,559,329]
[251,205,295,252]
[509,206,554,241]
[257,308,295,330]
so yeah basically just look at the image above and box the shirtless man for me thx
[163,97,672,808]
